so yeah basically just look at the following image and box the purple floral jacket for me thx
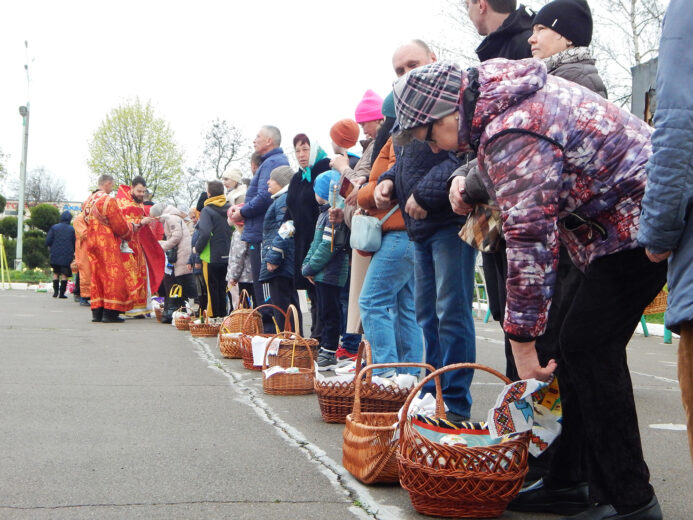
[471,59,652,340]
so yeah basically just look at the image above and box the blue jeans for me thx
[360,231,422,376]
[415,225,477,417]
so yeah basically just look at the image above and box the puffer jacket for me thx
[467,58,653,340]
[259,189,294,282]
[226,228,252,284]
[240,148,290,243]
[638,0,693,332]
[544,47,607,99]
[379,140,465,242]
[158,206,193,277]
[46,210,76,266]
[301,204,348,287]
[195,201,232,264]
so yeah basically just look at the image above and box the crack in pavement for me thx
[0,499,349,510]
[191,337,403,520]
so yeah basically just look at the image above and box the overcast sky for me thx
[0,0,655,203]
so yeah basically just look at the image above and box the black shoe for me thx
[102,309,125,323]
[52,280,59,298]
[508,478,590,515]
[80,298,91,307]
[560,496,662,520]
[91,308,103,322]
[445,411,470,423]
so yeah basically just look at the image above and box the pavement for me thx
[0,290,690,519]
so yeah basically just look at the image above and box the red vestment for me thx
[83,191,134,312]
[73,212,91,298]
[115,185,165,315]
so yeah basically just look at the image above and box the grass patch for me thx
[2,268,52,283]
[644,312,664,325]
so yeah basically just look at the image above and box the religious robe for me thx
[83,191,134,312]
[116,185,165,316]
[72,211,91,298]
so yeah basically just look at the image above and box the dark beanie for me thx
[533,0,593,47]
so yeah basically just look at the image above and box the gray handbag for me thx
[349,205,400,253]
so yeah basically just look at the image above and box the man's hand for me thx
[330,153,349,174]
[449,176,473,215]
[266,263,278,272]
[228,207,242,223]
[186,264,193,273]
[645,249,671,263]
[305,275,315,285]
[345,189,359,207]
[405,195,428,220]
[510,339,557,382]
[374,180,394,209]
[329,208,344,224]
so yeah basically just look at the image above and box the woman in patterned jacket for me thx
[390,59,666,520]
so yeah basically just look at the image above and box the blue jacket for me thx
[240,148,290,243]
[638,0,693,332]
[45,211,75,266]
[301,204,348,287]
[259,190,294,281]
[379,140,466,242]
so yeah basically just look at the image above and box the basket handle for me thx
[353,341,373,385]
[235,289,253,310]
[261,331,314,371]
[397,362,511,442]
[241,303,289,332]
[351,362,438,422]
[286,304,301,335]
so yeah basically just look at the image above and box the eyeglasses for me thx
[424,123,435,144]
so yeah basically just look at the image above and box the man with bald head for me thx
[373,40,478,423]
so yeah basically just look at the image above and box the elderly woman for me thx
[149,203,197,323]
[386,59,666,520]
[222,167,247,206]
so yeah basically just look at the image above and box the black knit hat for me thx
[533,0,593,47]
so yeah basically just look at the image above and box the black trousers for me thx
[249,242,274,332]
[315,282,341,352]
[163,272,198,314]
[268,276,302,333]
[547,247,666,509]
[206,262,228,318]
[305,282,321,342]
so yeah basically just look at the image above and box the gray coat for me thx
[544,47,607,100]
[159,206,193,277]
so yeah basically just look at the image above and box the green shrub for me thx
[23,235,49,268]
[27,204,60,233]
[0,194,6,214]
[3,268,51,283]
[0,216,18,238]
[1,237,16,267]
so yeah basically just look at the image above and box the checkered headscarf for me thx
[392,61,463,144]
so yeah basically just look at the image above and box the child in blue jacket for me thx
[302,170,348,370]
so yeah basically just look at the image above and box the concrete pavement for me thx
[0,290,690,519]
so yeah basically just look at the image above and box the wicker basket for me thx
[397,363,529,518]
[173,307,192,331]
[228,289,263,335]
[315,341,414,424]
[262,332,315,395]
[239,304,290,371]
[218,329,243,358]
[189,311,222,337]
[643,288,668,315]
[342,362,437,484]
[154,307,163,322]
[265,305,318,369]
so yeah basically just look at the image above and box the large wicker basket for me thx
[342,362,436,484]
[264,305,317,369]
[228,289,263,334]
[239,304,290,371]
[189,311,222,337]
[397,363,529,518]
[643,288,668,315]
[262,332,315,396]
[218,329,243,358]
[315,341,413,424]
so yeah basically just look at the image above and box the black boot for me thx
[58,280,68,299]
[91,307,104,322]
[102,309,125,323]
[52,280,59,298]
[508,478,590,515]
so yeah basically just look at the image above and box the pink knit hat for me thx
[354,89,384,123]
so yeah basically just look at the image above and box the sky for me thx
[0,0,474,202]
[1,0,660,203]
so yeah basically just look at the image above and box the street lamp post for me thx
[15,104,30,270]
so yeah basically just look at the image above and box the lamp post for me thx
[15,41,30,270]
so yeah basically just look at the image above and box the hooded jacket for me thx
[46,210,76,266]
[195,199,232,264]
[465,58,652,340]
[475,4,534,62]
[158,206,193,277]
[259,188,294,282]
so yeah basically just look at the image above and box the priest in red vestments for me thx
[116,176,165,318]
[83,175,136,323]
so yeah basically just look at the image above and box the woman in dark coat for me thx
[46,210,76,298]
[285,133,330,337]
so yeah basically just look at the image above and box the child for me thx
[302,170,349,370]
[259,166,301,332]
[226,204,254,309]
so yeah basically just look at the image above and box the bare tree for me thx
[24,167,67,205]
[431,1,482,66]
[200,119,250,179]
[170,166,206,209]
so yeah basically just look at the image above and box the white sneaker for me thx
[334,361,365,375]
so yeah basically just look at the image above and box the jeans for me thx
[360,231,422,376]
[549,247,666,508]
[415,225,477,418]
[340,268,361,354]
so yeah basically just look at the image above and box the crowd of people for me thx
[43,1,693,519]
